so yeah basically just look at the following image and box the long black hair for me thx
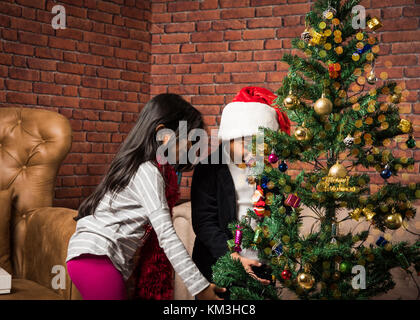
[75,93,204,220]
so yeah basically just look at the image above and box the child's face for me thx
[229,136,252,164]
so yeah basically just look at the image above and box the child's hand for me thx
[196,283,226,300]
[231,252,271,285]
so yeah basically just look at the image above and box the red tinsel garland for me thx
[133,162,180,300]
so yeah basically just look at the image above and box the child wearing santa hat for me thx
[191,87,291,289]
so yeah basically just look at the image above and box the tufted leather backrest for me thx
[0,107,72,276]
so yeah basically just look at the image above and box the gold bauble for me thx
[283,91,300,109]
[328,161,347,178]
[385,212,403,230]
[391,93,401,103]
[297,272,315,290]
[367,71,377,85]
[314,93,333,115]
[398,119,412,133]
[294,127,312,141]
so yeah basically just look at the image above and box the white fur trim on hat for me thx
[218,101,279,141]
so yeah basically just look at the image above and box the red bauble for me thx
[281,269,292,280]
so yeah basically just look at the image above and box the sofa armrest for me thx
[22,207,81,300]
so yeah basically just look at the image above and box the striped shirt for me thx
[66,161,210,297]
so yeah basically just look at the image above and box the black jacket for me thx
[191,144,237,282]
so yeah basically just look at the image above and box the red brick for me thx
[232,72,266,83]
[220,0,249,7]
[243,29,276,40]
[105,24,130,38]
[33,83,62,95]
[151,75,183,85]
[223,62,259,72]
[35,47,62,60]
[102,90,125,101]
[204,52,236,63]
[402,6,420,17]
[161,33,190,44]
[191,31,223,43]
[27,58,57,71]
[10,17,41,32]
[229,40,264,51]
[224,31,242,41]
[67,16,93,31]
[165,22,196,33]
[97,0,120,14]
[5,80,32,92]
[182,74,213,84]
[77,53,103,66]
[99,111,122,122]
[247,17,283,28]
[168,1,200,12]
[191,95,225,105]
[171,54,203,64]
[212,20,246,30]
[121,71,143,82]
[265,39,282,49]
[371,0,413,7]
[51,96,79,108]
[9,68,40,81]
[196,42,228,52]
[187,10,220,21]
[18,31,48,46]
[87,132,111,143]
[1,29,17,40]
[251,0,287,5]
[254,50,284,61]
[63,86,78,97]
[273,3,311,16]
[79,99,105,110]
[6,92,37,105]
[190,64,223,74]
[221,7,255,19]
[82,77,107,89]
[256,6,273,17]
[90,44,114,57]
[236,51,253,61]
[382,31,420,42]
[57,62,85,74]
[0,2,22,16]
[88,10,113,23]
[3,42,34,56]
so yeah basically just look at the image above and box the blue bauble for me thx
[261,176,268,189]
[380,169,392,179]
[278,161,288,172]
[356,48,363,54]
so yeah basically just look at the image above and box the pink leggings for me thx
[66,254,127,300]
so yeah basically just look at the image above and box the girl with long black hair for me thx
[66,93,225,300]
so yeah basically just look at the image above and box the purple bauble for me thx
[268,153,279,163]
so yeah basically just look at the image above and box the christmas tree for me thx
[212,0,420,300]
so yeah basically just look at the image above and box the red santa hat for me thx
[218,86,291,141]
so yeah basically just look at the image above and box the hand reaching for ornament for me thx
[231,252,271,285]
[196,283,227,300]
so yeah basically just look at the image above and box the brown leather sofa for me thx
[0,107,198,300]
[0,107,81,300]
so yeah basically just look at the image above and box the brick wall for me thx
[0,0,418,208]
[0,0,152,208]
